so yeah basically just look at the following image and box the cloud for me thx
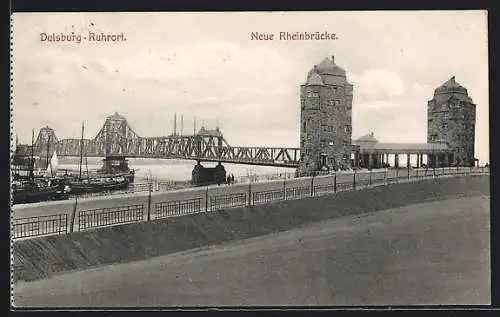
[349,69,405,101]
[12,41,297,143]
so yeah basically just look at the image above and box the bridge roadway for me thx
[13,195,490,306]
[12,168,478,235]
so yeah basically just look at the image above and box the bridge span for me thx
[18,112,301,168]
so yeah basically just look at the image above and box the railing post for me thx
[310,174,315,197]
[334,172,337,193]
[205,187,209,212]
[385,169,388,185]
[396,168,399,183]
[58,214,63,234]
[147,184,152,221]
[369,169,372,186]
[248,182,252,207]
[283,181,286,200]
[353,171,356,190]
[69,197,78,233]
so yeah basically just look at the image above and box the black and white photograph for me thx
[10,11,490,307]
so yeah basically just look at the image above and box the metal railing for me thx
[12,214,68,239]
[78,204,144,230]
[252,189,285,205]
[154,198,202,219]
[210,193,248,211]
[285,186,311,200]
[13,166,489,239]
[313,184,336,196]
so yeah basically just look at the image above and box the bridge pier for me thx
[191,161,227,186]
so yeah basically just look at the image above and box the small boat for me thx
[64,123,132,196]
[96,176,130,192]
[12,175,70,205]
[67,176,129,195]
[11,130,71,205]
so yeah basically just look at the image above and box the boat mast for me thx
[46,135,51,177]
[79,122,84,181]
[29,129,34,180]
[85,148,89,182]
[173,112,177,136]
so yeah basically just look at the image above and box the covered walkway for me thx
[352,133,454,169]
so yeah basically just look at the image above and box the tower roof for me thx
[305,72,325,85]
[434,76,467,94]
[431,76,473,103]
[315,56,346,77]
[303,56,350,86]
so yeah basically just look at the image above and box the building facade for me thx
[427,76,476,166]
[297,56,353,176]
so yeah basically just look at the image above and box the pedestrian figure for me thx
[227,175,231,185]
[231,174,235,184]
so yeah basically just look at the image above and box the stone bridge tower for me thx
[427,76,476,166]
[297,56,353,176]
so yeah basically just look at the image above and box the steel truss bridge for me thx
[26,113,301,168]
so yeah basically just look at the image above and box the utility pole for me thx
[193,116,197,135]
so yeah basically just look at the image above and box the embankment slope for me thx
[12,175,490,283]
[14,195,490,306]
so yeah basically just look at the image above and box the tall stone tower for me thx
[427,76,476,166]
[297,56,353,176]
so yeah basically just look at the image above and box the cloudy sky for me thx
[12,11,489,163]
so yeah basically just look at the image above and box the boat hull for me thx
[67,179,130,195]
[12,185,68,205]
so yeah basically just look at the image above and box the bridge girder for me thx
[29,114,301,167]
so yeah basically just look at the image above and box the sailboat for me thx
[11,130,69,205]
[43,150,59,178]
[67,122,130,195]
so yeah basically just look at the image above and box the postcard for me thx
[10,11,490,307]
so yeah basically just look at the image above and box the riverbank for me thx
[12,175,490,283]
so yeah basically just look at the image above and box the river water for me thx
[58,157,296,184]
